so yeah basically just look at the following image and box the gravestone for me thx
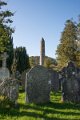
[0,52,18,104]
[0,78,19,102]
[21,69,30,89]
[0,52,10,81]
[8,79,19,103]
[48,69,59,92]
[25,65,51,103]
[61,61,80,103]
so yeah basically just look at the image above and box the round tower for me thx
[40,38,45,65]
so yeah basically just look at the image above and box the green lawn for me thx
[0,91,80,120]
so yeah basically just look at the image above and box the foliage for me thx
[76,20,80,67]
[0,0,14,52]
[15,47,30,74]
[44,56,57,69]
[44,57,52,68]
[0,78,18,105]
[29,56,40,67]
[11,49,17,75]
[6,37,14,72]
[0,95,14,108]
[29,56,57,68]
[0,0,14,71]
[56,20,77,70]
[76,51,80,67]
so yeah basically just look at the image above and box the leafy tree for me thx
[29,56,39,67]
[6,37,14,71]
[44,58,52,68]
[76,19,80,67]
[0,0,14,71]
[15,47,30,73]
[56,20,77,70]
[29,56,57,69]
[44,56,57,69]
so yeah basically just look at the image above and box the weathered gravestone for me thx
[21,69,30,89]
[0,78,19,103]
[0,52,10,81]
[61,61,80,103]
[25,65,51,103]
[48,69,59,92]
[0,52,19,104]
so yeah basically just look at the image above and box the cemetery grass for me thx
[0,90,80,120]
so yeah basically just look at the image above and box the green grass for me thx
[0,91,80,120]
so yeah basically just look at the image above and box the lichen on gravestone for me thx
[25,65,51,104]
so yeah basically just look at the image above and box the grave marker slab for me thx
[25,65,51,103]
[61,61,80,103]
[49,69,59,92]
[0,52,10,80]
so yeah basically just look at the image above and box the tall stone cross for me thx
[1,52,8,68]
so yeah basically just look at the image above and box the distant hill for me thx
[29,56,57,68]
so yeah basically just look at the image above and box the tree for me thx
[44,56,57,69]
[6,37,14,71]
[0,0,14,71]
[44,58,52,68]
[29,56,39,67]
[76,17,80,67]
[56,20,77,70]
[15,47,30,73]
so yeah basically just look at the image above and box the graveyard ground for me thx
[0,90,80,120]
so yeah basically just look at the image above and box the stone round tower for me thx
[40,38,45,65]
